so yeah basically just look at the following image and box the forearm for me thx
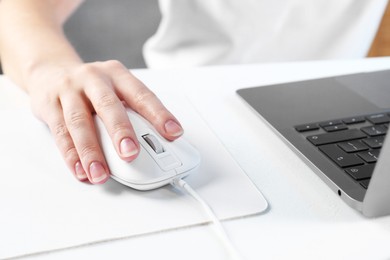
[0,0,84,91]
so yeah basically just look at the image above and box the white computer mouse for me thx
[94,109,201,190]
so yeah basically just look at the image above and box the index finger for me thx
[113,69,183,141]
[84,78,140,162]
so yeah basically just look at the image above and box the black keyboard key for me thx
[319,120,343,128]
[357,150,380,163]
[366,113,390,124]
[360,179,370,189]
[323,124,348,132]
[319,144,365,168]
[343,116,365,125]
[295,123,319,132]
[338,140,369,153]
[361,125,387,136]
[307,129,366,146]
[362,136,385,149]
[345,165,375,180]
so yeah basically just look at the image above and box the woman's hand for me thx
[0,1,183,184]
[27,60,183,184]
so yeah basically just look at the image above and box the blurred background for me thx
[0,1,388,75]
[64,0,161,69]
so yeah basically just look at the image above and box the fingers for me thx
[43,101,88,182]
[110,63,183,141]
[60,92,110,184]
[29,60,183,186]
[84,77,140,162]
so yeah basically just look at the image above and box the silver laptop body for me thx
[237,70,390,217]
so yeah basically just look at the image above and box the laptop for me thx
[237,69,390,217]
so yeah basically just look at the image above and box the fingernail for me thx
[164,120,183,137]
[120,138,139,157]
[75,161,87,180]
[89,162,108,184]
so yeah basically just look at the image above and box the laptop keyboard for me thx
[295,113,389,189]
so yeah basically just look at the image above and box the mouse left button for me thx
[142,134,165,154]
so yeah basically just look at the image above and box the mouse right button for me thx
[158,154,182,171]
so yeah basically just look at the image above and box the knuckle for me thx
[105,60,124,70]
[94,92,118,112]
[66,111,89,129]
[52,122,69,137]
[134,89,156,107]
[51,131,79,165]
[79,144,99,159]
[77,64,98,76]
[57,75,73,89]
[63,146,78,164]
[48,70,75,93]
[110,121,131,136]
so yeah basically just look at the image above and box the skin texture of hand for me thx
[0,0,183,184]
[27,61,183,184]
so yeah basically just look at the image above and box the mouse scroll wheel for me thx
[142,134,165,154]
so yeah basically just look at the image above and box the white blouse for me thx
[143,0,388,68]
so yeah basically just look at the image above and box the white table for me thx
[1,58,390,260]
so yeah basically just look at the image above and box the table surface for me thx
[1,58,390,260]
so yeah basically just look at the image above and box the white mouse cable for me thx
[171,179,245,260]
